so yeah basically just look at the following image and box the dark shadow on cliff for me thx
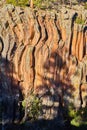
[0,56,24,129]
[30,51,87,130]
[31,52,76,130]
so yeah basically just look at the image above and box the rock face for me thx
[0,4,87,121]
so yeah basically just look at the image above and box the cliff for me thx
[0,4,87,121]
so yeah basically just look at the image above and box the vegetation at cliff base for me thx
[68,103,87,127]
[22,90,42,121]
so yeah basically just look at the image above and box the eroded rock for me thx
[0,4,87,121]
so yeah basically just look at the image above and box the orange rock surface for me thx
[0,5,87,119]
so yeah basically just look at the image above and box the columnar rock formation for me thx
[0,4,87,120]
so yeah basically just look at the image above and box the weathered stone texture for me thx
[0,4,87,120]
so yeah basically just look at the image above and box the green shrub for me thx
[75,16,85,25]
[6,0,29,6]
[6,0,43,7]
[6,0,57,8]
[22,91,42,120]
[33,0,42,8]
[68,103,87,127]
[71,116,82,127]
